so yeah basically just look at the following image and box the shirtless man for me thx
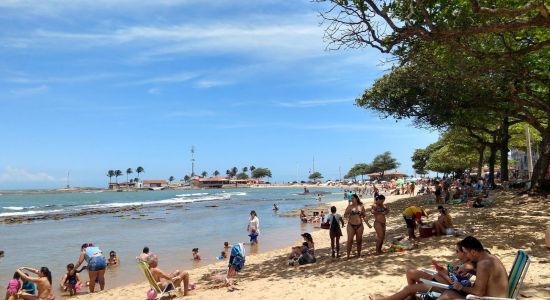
[439,236,509,299]
[146,253,191,296]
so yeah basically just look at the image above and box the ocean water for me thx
[0,187,340,296]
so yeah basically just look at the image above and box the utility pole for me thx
[191,146,195,177]
[312,156,315,173]
[339,166,342,182]
[66,170,70,189]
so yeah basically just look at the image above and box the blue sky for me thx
[0,0,439,189]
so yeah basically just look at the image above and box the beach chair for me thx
[137,260,180,299]
[420,250,531,300]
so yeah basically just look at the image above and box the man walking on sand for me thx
[439,236,508,299]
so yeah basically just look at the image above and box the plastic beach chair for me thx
[137,260,180,299]
[420,250,531,300]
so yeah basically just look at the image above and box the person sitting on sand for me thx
[21,274,36,296]
[59,263,81,296]
[146,253,191,296]
[192,248,201,261]
[370,241,473,300]
[5,272,21,300]
[402,206,428,239]
[433,206,453,236]
[16,267,54,300]
[288,233,315,261]
[138,246,150,262]
[371,195,389,255]
[439,236,509,299]
[107,251,120,267]
[216,251,227,260]
[326,206,345,258]
[344,194,371,259]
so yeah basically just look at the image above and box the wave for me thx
[0,193,234,218]
[176,193,209,197]
[3,206,26,211]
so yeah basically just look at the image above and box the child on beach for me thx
[326,206,345,258]
[248,228,259,244]
[216,251,227,260]
[60,263,81,296]
[224,242,231,250]
[192,248,201,261]
[5,272,21,300]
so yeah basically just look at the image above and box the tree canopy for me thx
[252,168,272,179]
[309,171,324,182]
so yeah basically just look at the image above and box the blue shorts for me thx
[88,256,107,272]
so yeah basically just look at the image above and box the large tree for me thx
[309,171,324,182]
[371,151,400,179]
[107,170,115,184]
[114,170,123,184]
[126,168,133,183]
[252,168,272,180]
[136,166,144,180]
[319,0,550,191]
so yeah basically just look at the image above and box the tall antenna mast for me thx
[191,146,195,177]
[66,170,70,189]
[312,156,315,173]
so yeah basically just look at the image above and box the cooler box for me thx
[420,225,433,238]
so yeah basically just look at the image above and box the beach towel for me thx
[229,243,246,272]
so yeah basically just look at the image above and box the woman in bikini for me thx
[344,194,371,259]
[371,195,389,255]
[16,267,54,300]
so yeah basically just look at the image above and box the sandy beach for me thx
[68,190,550,300]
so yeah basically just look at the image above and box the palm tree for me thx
[201,171,208,178]
[243,166,248,173]
[107,170,115,184]
[126,168,133,183]
[213,170,220,177]
[226,169,231,178]
[231,167,238,177]
[114,170,123,184]
[250,165,256,177]
[134,177,139,183]
[169,176,175,184]
[136,166,144,181]
[183,175,190,182]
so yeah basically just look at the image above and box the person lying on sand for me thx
[438,236,508,299]
[369,241,473,300]
[146,253,191,296]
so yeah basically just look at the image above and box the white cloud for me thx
[275,99,351,108]
[166,109,218,118]
[195,80,231,89]
[128,72,196,85]
[147,87,161,95]
[9,85,49,96]
[0,167,58,182]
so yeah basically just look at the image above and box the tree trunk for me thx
[531,125,550,193]
[477,144,485,180]
[488,144,497,188]
[500,116,510,182]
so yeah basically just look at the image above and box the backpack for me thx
[330,214,339,230]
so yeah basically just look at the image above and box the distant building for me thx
[368,171,407,180]
[108,181,142,189]
[142,180,168,188]
[191,177,260,188]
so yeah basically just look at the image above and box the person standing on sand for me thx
[344,194,371,259]
[74,243,106,293]
[409,182,415,197]
[247,210,260,243]
[402,206,428,239]
[326,206,345,258]
[371,195,389,255]
[16,267,54,300]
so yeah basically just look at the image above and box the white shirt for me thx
[248,216,260,233]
